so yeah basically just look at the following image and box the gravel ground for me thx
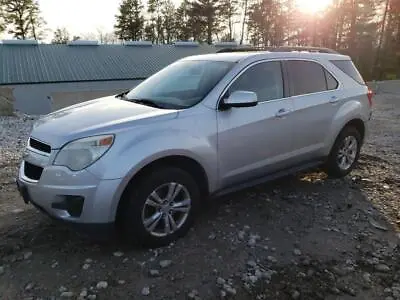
[0,94,399,300]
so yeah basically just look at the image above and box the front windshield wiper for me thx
[116,93,163,108]
[115,90,130,100]
[129,98,167,109]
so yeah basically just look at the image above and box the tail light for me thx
[367,89,373,107]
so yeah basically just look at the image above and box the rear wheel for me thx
[325,126,362,178]
[119,167,200,247]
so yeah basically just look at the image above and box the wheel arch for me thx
[115,155,210,225]
[343,118,365,143]
[330,118,366,152]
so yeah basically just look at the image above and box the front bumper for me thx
[16,161,123,227]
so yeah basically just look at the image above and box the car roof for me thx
[182,51,350,63]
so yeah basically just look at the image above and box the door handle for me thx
[275,108,292,118]
[329,96,339,103]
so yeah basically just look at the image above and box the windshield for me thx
[125,60,235,109]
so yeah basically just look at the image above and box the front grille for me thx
[24,162,44,181]
[29,138,51,153]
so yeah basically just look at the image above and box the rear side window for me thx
[330,60,365,85]
[325,70,339,90]
[287,60,327,96]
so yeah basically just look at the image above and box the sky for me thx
[1,0,333,41]
[38,0,332,36]
[39,0,119,37]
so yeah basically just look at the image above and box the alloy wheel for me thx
[141,182,191,237]
[337,135,358,170]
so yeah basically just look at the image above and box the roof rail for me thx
[217,46,339,54]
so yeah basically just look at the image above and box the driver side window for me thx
[228,61,284,102]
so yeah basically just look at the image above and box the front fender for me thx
[87,127,218,190]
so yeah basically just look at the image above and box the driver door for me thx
[217,60,295,187]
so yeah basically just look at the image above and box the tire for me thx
[324,126,362,178]
[119,167,200,248]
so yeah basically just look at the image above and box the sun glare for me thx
[295,0,333,13]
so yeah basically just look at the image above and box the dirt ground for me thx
[0,94,399,300]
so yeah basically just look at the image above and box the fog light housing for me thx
[52,196,84,217]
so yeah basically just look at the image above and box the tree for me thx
[379,0,400,78]
[3,0,46,40]
[247,0,286,46]
[0,3,5,34]
[114,0,145,41]
[97,28,118,44]
[190,0,222,44]
[147,0,164,43]
[52,27,70,44]
[239,0,249,44]
[232,0,397,80]
[162,0,176,43]
[175,0,192,40]
[219,0,239,41]
[144,22,156,41]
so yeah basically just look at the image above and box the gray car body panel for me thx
[18,51,371,224]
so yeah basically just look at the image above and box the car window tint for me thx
[287,60,327,96]
[325,69,339,90]
[330,60,365,85]
[229,61,284,102]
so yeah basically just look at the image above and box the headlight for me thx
[54,135,114,171]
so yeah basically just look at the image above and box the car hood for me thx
[31,96,178,148]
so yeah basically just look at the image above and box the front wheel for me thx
[119,167,200,247]
[324,126,362,178]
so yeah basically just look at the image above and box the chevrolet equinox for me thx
[17,47,373,247]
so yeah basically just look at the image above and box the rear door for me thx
[286,60,341,162]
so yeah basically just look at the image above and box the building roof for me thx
[0,43,220,85]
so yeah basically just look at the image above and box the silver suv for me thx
[16,47,373,246]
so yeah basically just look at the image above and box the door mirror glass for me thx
[224,90,258,108]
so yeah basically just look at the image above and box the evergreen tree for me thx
[52,27,70,44]
[247,0,284,46]
[3,0,46,40]
[144,22,156,42]
[175,0,192,40]
[147,0,164,43]
[379,0,400,78]
[0,3,5,34]
[162,0,176,43]
[114,0,145,41]
[190,0,222,44]
[219,0,239,41]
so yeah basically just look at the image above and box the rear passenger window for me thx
[325,70,339,90]
[287,60,327,96]
[229,61,284,102]
[330,60,365,85]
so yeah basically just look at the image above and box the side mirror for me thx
[223,91,258,108]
